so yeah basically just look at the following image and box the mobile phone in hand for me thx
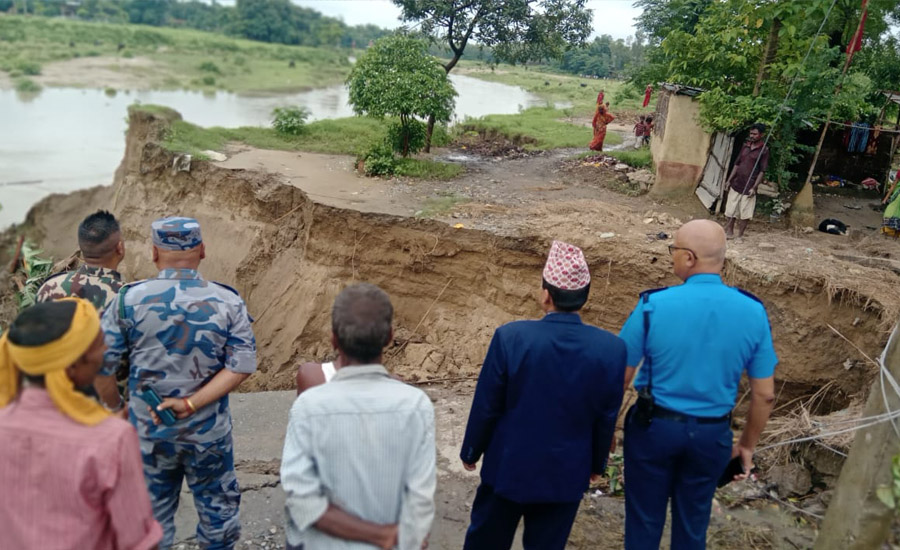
[717,456,746,488]
[139,385,178,426]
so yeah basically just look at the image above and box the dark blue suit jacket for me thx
[460,312,626,503]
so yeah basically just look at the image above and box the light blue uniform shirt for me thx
[619,273,777,417]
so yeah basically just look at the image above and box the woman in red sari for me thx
[589,91,615,151]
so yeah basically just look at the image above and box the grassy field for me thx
[0,16,351,92]
[137,106,460,180]
[456,62,649,150]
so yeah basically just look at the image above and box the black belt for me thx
[652,405,731,424]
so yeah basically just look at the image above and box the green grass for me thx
[155,114,387,158]
[395,158,464,180]
[458,61,647,117]
[461,106,622,150]
[414,192,468,218]
[606,148,652,169]
[0,16,352,93]
[14,78,42,93]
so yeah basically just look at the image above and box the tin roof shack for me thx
[649,84,711,198]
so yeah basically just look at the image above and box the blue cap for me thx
[151,217,203,250]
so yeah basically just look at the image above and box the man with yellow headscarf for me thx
[0,298,162,550]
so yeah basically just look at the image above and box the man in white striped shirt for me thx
[281,283,436,550]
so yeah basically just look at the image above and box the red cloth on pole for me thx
[846,0,868,65]
[642,85,652,108]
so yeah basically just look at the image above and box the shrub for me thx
[386,119,427,157]
[198,61,221,74]
[17,60,41,76]
[271,106,310,136]
[15,78,42,93]
[201,75,216,86]
[360,141,397,177]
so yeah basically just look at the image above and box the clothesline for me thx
[807,117,900,134]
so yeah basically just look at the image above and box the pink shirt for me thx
[0,387,162,550]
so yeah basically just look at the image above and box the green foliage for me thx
[556,34,646,79]
[631,0,899,190]
[348,34,456,122]
[198,61,221,74]
[463,106,623,150]
[0,16,352,94]
[876,454,900,512]
[387,120,427,157]
[16,60,41,75]
[604,453,625,496]
[15,242,54,311]
[14,78,42,93]
[394,158,464,180]
[360,141,398,177]
[271,106,310,136]
[394,0,592,67]
[348,34,456,156]
[607,148,652,169]
[201,75,216,86]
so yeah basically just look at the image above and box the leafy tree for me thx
[394,0,592,150]
[347,34,456,157]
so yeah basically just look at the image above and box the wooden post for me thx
[815,324,900,549]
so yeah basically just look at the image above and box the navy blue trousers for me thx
[463,483,581,550]
[623,407,732,550]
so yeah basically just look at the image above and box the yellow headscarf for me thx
[0,297,110,425]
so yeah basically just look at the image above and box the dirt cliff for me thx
[20,109,899,404]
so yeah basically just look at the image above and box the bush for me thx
[17,60,41,76]
[387,119,427,157]
[360,141,397,176]
[201,75,216,86]
[15,78,42,93]
[198,61,221,74]
[271,106,310,136]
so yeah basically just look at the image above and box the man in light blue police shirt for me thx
[96,216,257,550]
[619,219,777,550]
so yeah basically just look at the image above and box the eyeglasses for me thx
[667,245,697,257]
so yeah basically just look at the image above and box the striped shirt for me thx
[281,365,436,550]
[0,388,162,550]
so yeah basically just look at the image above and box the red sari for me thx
[589,105,615,151]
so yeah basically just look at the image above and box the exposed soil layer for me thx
[19,110,900,409]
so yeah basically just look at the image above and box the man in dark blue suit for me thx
[460,240,627,550]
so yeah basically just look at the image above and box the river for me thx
[0,74,560,227]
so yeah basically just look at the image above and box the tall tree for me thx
[394,0,592,151]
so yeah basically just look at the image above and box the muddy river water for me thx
[0,74,561,228]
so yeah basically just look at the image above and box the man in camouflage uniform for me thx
[37,210,125,312]
[96,216,257,550]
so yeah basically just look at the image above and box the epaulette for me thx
[737,288,764,305]
[211,281,241,297]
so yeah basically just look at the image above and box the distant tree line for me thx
[0,0,392,48]
[555,34,647,78]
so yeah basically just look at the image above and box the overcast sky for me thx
[296,0,641,41]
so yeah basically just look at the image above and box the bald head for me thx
[674,220,726,276]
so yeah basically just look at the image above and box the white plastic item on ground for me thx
[202,150,228,162]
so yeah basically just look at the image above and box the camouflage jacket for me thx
[100,268,257,444]
[36,265,124,312]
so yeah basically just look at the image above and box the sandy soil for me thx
[0,56,161,90]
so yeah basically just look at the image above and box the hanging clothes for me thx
[865,125,881,155]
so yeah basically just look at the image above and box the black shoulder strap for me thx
[639,287,669,393]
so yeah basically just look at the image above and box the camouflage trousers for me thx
[140,433,241,550]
